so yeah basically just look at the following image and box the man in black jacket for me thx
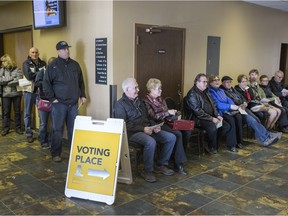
[114,77,176,183]
[269,70,288,108]
[22,47,46,143]
[43,41,86,162]
[184,73,232,154]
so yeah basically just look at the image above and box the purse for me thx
[167,120,195,131]
[38,99,52,112]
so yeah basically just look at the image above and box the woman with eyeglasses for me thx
[143,78,188,175]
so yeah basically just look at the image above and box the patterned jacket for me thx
[0,67,22,97]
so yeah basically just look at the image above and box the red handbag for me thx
[38,99,52,112]
[167,120,194,130]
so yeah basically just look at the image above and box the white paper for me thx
[216,120,222,128]
[239,107,248,115]
[281,88,288,94]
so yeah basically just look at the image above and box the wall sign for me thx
[95,38,107,85]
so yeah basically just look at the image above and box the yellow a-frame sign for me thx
[65,116,132,205]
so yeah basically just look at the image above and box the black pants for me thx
[162,124,187,165]
[223,113,243,144]
[2,96,22,130]
[198,118,234,150]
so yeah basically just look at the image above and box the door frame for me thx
[134,23,186,103]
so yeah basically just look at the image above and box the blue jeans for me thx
[243,109,269,142]
[129,130,176,172]
[23,92,37,137]
[50,102,78,157]
[36,99,52,145]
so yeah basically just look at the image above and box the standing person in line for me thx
[0,54,23,136]
[35,57,56,149]
[22,47,46,143]
[43,41,87,162]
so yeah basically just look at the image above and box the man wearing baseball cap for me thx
[43,41,87,162]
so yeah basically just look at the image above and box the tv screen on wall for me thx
[32,0,66,29]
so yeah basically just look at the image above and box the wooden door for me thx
[135,24,185,107]
[1,29,33,125]
[3,30,32,70]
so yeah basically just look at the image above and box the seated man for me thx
[269,70,288,108]
[184,73,233,154]
[259,74,288,133]
[114,77,176,183]
[220,75,281,146]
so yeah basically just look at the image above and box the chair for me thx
[128,141,143,174]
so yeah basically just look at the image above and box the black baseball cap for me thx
[56,41,71,50]
[221,76,233,82]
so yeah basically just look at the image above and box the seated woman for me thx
[259,75,288,133]
[235,74,279,131]
[208,75,242,151]
[0,54,23,136]
[143,78,187,175]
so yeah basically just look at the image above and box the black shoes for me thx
[154,165,174,176]
[236,143,244,149]
[141,170,157,183]
[228,146,238,152]
[16,128,23,135]
[174,164,187,175]
[1,129,9,136]
[27,137,34,143]
[41,143,51,149]
[204,145,217,154]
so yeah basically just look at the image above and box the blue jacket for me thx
[208,86,235,116]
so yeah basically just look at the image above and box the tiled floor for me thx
[0,123,288,215]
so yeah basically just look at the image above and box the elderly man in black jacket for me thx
[114,77,176,183]
[184,73,232,154]
[269,70,288,108]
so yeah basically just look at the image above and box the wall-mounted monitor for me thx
[32,0,66,30]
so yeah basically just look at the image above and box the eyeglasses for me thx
[198,80,208,83]
[213,79,219,82]
[261,79,269,82]
[276,75,283,79]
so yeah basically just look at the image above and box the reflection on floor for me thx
[0,124,288,215]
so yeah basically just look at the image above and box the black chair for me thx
[128,141,143,174]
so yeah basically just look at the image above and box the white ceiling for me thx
[243,0,288,13]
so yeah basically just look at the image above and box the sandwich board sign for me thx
[65,116,132,205]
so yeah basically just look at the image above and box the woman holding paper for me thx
[0,54,23,136]
[208,75,241,152]
[143,78,187,175]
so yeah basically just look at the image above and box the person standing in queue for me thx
[43,41,87,162]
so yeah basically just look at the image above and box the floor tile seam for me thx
[0,200,16,215]
[7,162,64,197]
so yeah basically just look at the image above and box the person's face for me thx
[239,78,248,89]
[209,77,220,88]
[29,48,39,60]
[1,60,8,68]
[125,80,139,99]
[196,76,208,91]
[57,48,70,59]
[260,77,269,86]
[150,85,162,98]
[249,72,258,82]
[274,72,284,83]
[222,80,232,89]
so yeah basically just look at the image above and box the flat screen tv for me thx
[32,0,66,29]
